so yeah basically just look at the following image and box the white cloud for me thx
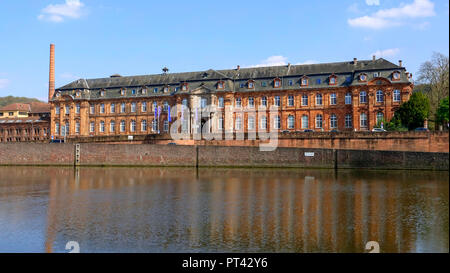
[366,0,380,6]
[295,60,318,65]
[347,3,361,13]
[0,79,9,89]
[348,0,435,29]
[370,48,400,58]
[247,56,318,68]
[248,56,288,68]
[38,0,85,23]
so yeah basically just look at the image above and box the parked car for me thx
[414,127,429,131]
[372,128,387,132]
[303,129,314,132]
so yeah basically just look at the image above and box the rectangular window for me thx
[65,105,70,115]
[301,95,308,106]
[164,120,169,132]
[345,93,352,105]
[131,102,136,112]
[75,104,80,114]
[345,114,352,128]
[75,122,80,134]
[110,121,115,132]
[90,122,95,133]
[330,93,337,105]
[90,104,95,114]
[142,102,147,112]
[218,97,224,108]
[288,80,293,86]
[316,79,321,84]
[261,97,267,107]
[111,103,116,113]
[288,95,294,106]
[55,106,60,114]
[55,123,60,134]
[121,103,126,113]
[248,97,254,108]
[100,104,105,113]
[235,98,242,108]
[218,117,224,130]
[274,96,281,107]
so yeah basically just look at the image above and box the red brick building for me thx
[0,102,50,143]
[50,55,413,141]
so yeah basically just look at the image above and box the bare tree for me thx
[417,52,449,127]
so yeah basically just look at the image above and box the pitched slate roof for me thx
[54,58,410,101]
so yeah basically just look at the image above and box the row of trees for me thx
[385,52,449,131]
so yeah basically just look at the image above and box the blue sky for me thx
[0,0,448,101]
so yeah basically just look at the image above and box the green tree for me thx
[388,92,430,131]
[417,52,449,129]
[436,97,449,128]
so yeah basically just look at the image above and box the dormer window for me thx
[393,71,401,80]
[100,90,105,97]
[274,78,281,88]
[142,88,147,94]
[359,74,367,82]
[217,81,224,89]
[163,86,169,93]
[120,89,126,96]
[301,77,309,86]
[329,75,337,85]
[131,89,136,95]
[153,88,158,93]
[76,91,81,97]
[181,83,188,91]
[56,92,61,98]
[247,80,255,89]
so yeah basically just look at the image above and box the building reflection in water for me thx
[0,166,448,253]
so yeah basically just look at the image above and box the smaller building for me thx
[0,102,51,143]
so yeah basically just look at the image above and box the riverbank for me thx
[0,143,448,170]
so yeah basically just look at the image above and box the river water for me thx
[0,166,448,253]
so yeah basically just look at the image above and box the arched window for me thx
[218,117,224,130]
[330,114,337,129]
[130,120,136,132]
[393,89,401,102]
[274,116,281,129]
[316,94,323,105]
[152,119,158,131]
[248,116,255,130]
[376,90,384,102]
[99,121,105,132]
[315,114,323,128]
[260,116,267,129]
[360,91,367,103]
[141,120,147,131]
[120,120,126,132]
[288,115,295,129]
[360,113,368,128]
[301,115,308,129]
[235,116,242,130]
[376,112,384,125]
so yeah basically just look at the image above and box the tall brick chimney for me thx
[48,44,55,102]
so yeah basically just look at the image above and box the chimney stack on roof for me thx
[236,65,240,71]
[399,60,403,67]
[48,44,55,102]
[372,55,376,61]
[353,58,358,66]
